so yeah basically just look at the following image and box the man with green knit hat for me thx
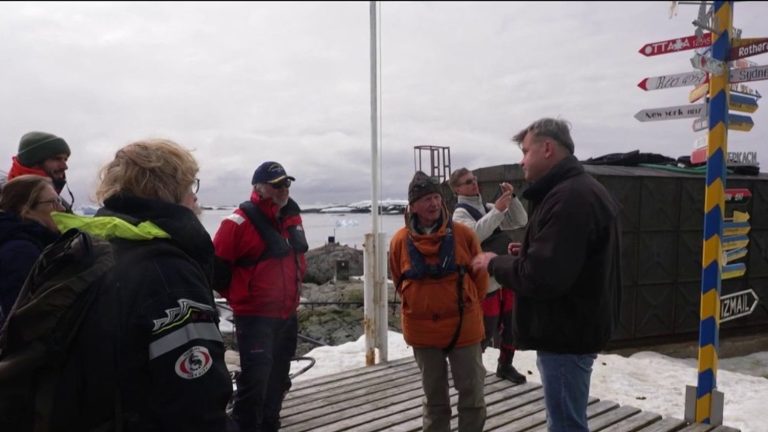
[8,131,73,211]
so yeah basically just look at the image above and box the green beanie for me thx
[17,131,71,167]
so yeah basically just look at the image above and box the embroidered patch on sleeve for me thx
[226,214,245,225]
[175,345,213,379]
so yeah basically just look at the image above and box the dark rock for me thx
[304,243,364,285]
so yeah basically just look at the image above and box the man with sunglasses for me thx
[449,168,528,384]
[213,161,308,432]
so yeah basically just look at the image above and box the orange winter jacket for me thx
[389,209,488,349]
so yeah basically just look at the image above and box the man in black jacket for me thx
[472,118,621,432]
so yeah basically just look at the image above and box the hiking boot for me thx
[496,363,527,384]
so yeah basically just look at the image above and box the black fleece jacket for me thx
[489,156,622,354]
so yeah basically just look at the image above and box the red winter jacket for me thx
[213,191,307,318]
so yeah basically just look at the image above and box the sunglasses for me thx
[269,179,292,189]
[460,177,477,186]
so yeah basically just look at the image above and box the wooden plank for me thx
[588,405,642,430]
[678,423,718,431]
[289,356,414,391]
[526,400,621,432]
[282,365,421,410]
[599,411,663,432]
[635,417,688,432]
[283,384,427,432]
[296,370,497,432]
[709,426,741,432]
[280,376,424,424]
[284,362,420,403]
[278,357,740,432]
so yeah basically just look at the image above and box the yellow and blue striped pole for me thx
[696,0,731,424]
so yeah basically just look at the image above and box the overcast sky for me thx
[1,1,766,206]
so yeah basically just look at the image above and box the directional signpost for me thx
[638,3,764,423]
[720,289,760,323]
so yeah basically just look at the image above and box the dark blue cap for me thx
[251,161,296,185]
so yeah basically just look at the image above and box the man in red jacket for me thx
[213,161,308,432]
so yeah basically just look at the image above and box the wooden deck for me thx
[281,357,740,432]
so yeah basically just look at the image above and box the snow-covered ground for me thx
[292,331,767,432]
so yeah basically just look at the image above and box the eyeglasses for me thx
[460,177,477,186]
[36,197,65,208]
[191,178,200,194]
[269,179,291,189]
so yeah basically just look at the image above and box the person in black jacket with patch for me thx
[48,139,232,432]
[473,118,622,432]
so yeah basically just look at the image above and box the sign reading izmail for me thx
[720,289,759,323]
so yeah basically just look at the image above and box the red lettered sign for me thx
[639,33,712,57]
[730,38,768,60]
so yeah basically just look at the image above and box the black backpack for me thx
[0,228,114,431]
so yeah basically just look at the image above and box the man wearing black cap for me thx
[7,131,73,212]
[213,161,308,432]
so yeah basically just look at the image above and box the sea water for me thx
[200,209,405,250]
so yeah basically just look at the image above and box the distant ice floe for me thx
[335,219,360,228]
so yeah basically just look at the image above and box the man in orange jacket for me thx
[389,171,488,432]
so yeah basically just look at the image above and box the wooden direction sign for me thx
[725,247,747,264]
[637,71,707,91]
[689,82,709,103]
[722,263,746,280]
[692,116,707,132]
[724,221,750,236]
[720,289,759,323]
[729,93,759,114]
[691,52,726,75]
[639,33,712,56]
[730,38,768,61]
[725,211,750,222]
[728,113,754,132]
[729,58,758,70]
[725,189,752,204]
[731,64,768,84]
[731,83,762,100]
[689,113,753,132]
[723,234,749,251]
[634,103,705,122]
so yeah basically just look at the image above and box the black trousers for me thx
[232,314,298,432]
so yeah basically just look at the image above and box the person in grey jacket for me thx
[450,167,528,383]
